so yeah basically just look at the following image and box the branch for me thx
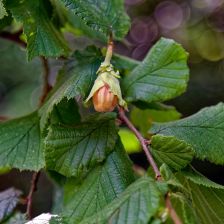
[118,107,182,224]
[39,57,51,106]
[26,171,40,220]
[118,107,161,179]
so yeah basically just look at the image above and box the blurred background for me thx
[1,0,224,218]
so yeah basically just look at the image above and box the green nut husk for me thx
[85,62,127,110]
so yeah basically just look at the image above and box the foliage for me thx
[151,103,224,164]
[0,0,224,223]
[0,112,44,171]
[0,188,22,222]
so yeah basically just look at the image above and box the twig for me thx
[118,107,161,179]
[39,57,51,106]
[26,171,41,220]
[118,107,182,224]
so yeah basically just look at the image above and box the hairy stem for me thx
[26,171,40,220]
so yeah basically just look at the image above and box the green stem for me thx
[104,33,114,65]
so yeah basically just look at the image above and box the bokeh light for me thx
[129,17,158,44]
[196,29,224,61]
[154,1,184,30]
[132,44,150,60]
[192,0,223,11]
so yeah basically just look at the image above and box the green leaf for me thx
[130,106,181,136]
[151,102,224,165]
[118,128,140,154]
[0,38,43,117]
[168,192,197,224]
[177,170,224,224]
[160,164,185,191]
[60,0,130,41]
[26,214,63,224]
[50,98,81,126]
[0,188,22,222]
[0,112,45,171]
[151,135,194,171]
[80,177,166,224]
[39,46,102,131]
[45,113,118,177]
[7,0,69,60]
[182,168,224,189]
[0,167,11,175]
[50,216,68,224]
[0,0,7,19]
[0,13,12,30]
[63,140,135,223]
[3,212,27,224]
[122,38,189,104]
[160,165,197,224]
[111,53,140,71]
